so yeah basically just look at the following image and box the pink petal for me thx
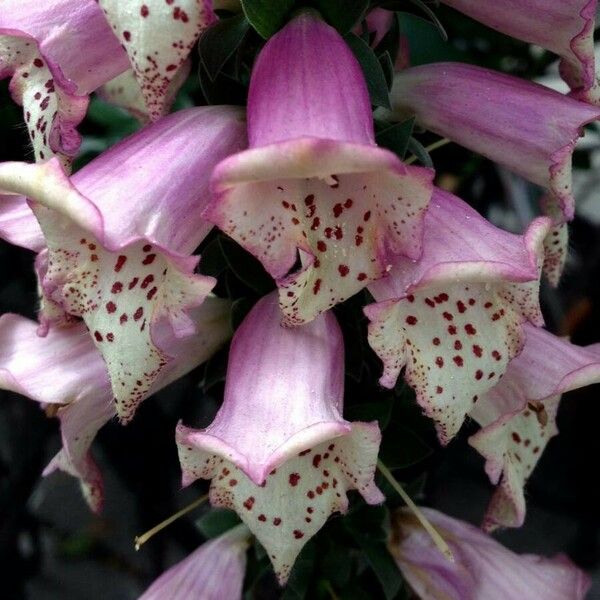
[0,0,129,162]
[98,0,217,121]
[140,525,250,600]
[389,63,600,221]
[176,293,383,583]
[0,194,44,252]
[207,11,433,325]
[441,0,599,105]
[0,107,246,423]
[469,323,600,529]
[391,507,591,600]
[365,189,550,443]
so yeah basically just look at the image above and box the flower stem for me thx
[377,460,454,562]
[405,137,451,165]
[134,494,209,551]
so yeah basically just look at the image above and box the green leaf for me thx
[375,117,415,159]
[407,0,447,41]
[379,50,394,89]
[380,426,432,469]
[240,0,296,38]
[345,33,391,108]
[199,14,250,81]
[195,508,241,539]
[407,136,434,168]
[313,0,369,34]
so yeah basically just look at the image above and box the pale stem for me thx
[377,460,454,562]
[134,494,209,551]
[405,137,451,165]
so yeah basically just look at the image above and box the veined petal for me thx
[0,0,129,162]
[0,194,44,252]
[469,324,600,529]
[365,189,550,443]
[176,293,383,583]
[140,524,250,600]
[390,507,591,600]
[1,297,232,511]
[98,0,217,121]
[0,107,246,423]
[388,63,600,221]
[441,0,599,105]
[207,11,433,325]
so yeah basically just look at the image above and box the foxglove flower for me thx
[388,63,600,224]
[365,189,550,443]
[0,106,246,423]
[0,0,130,163]
[441,0,599,105]
[176,293,383,583]
[390,507,591,599]
[140,524,250,600]
[469,324,600,530]
[0,297,232,512]
[98,0,217,121]
[206,10,433,326]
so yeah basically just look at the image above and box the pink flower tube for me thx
[470,324,600,530]
[0,106,246,423]
[365,189,550,444]
[206,10,433,326]
[176,293,383,583]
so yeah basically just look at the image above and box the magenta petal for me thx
[441,0,599,104]
[176,293,383,583]
[0,0,129,162]
[391,507,591,600]
[207,12,433,325]
[0,194,45,253]
[389,63,600,221]
[0,107,246,423]
[469,324,600,529]
[140,525,250,600]
[365,189,550,443]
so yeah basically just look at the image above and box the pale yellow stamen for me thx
[134,494,208,551]
[377,460,454,562]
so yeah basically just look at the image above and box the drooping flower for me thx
[387,63,600,224]
[0,106,247,423]
[365,189,550,444]
[176,292,383,583]
[440,0,599,105]
[0,297,232,512]
[205,10,433,326]
[390,507,591,600]
[0,0,130,163]
[139,524,250,600]
[469,323,600,531]
[97,0,217,121]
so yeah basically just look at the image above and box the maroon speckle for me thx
[123,31,131,41]
[435,356,444,368]
[333,203,343,218]
[357,272,367,281]
[313,279,322,295]
[94,331,103,342]
[363,211,371,221]
[106,333,114,342]
[119,314,128,325]
[106,301,117,314]
[142,253,156,265]
[114,255,127,272]
[293,530,304,539]
[147,287,158,300]
[133,307,144,321]
[464,324,477,335]
[111,282,123,294]
[475,370,483,380]
[289,473,301,486]
[338,265,349,277]
[243,497,255,510]
[312,455,322,468]
[33,58,44,67]
[141,274,154,289]
[473,345,483,357]
[511,432,521,443]
[140,4,149,17]
[273,517,281,526]
[453,356,464,367]
[405,315,418,325]
[258,514,266,522]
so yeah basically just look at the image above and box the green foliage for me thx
[241,0,296,38]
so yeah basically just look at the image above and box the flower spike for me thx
[470,324,600,530]
[390,507,591,600]
[177,292,383,583]
[388,63,600,222]
[206,10,433,326]
[0,106,246,423]
[0,298,232,512]
[441,0,599,105]
[365,189,550,444]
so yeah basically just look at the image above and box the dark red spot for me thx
[313,279,322,295]
[166,64,177,71]
[312,455,322,468]
[405,316,418,325]
[307,491,315,499]
[289,473,301,486]
[141,274,154,289]
[33,58,44,67]
[435,356,444,368]
[304,194,315,206]
[333,203,343,218]
[432,337,440,346]
[338,265,349,277]
[114,255,127,272]
[355,235,363,246]
[258,514,266,522]
[106,301,117,314]
[454,340,462,350]
[473,345,483,357]
[229,479,237,487]
[273,517,282,526]
[475,370,483,380]
[120,314,128,325]
[128,277,139,289]
[457,301,467,313]
[448,325,457,335]
[464,324,477,335]
[143,244,152,252]
[123,31,131,41]
[146,287,158,300]
[293,530,304,539]
[94,331,103,342]
[453,356,464,367]
[363,211,371,221]
[357,272,367,281]
[142,253,156,265]
[492,350,502,361]
[511,432,521,443]
[106,333,114,342]
[442,312,453,321]
[425,297,435,308]
[484,302,493,308]
[243,497,255,510]
[311,217,321,230]
[140,4,149,17]
[133,307,144,321]
[111,282,123,294]
[344,198,353,208]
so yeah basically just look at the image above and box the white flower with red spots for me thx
[176,293,383,583]
[0,107,246,423]
[205,11,433,326]
[365,189,551,444]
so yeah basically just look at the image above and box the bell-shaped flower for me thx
[176,292,384,583]
[440,0,599,105]
[390,507,591,600]
[0,297,232,512]
[0,0,130,163]
[469,323,600,531]
[205,10,434,326]
[0,106,247,423]
[140,524,250,600]
[98,0,217,121]
[365,189,550,444]
[388,63,600,224]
